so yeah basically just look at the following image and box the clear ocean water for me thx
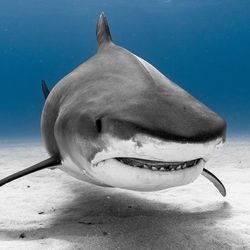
[0,0,249,139]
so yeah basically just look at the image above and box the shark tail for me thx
[202,168,226,197]
[0,156,60,187]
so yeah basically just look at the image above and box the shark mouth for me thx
[91,156,205,192]
[87,138,225,193]
[115,157,202,171]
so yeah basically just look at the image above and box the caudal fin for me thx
[0,156,60,187]
[201,168,226,197]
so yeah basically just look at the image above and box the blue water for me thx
[0,0,249,139]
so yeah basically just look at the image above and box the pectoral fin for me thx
[202,168,226,197]
[0,156,60,187]
[41,80,50,99]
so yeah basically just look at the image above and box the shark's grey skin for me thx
[0,13,226,196]
[42,21,225,158]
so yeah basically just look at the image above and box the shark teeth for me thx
[116,158,201,172]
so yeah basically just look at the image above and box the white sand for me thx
[0,137,250,250]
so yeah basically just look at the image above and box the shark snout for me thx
[101,100,226,145]
[93,106,226,164]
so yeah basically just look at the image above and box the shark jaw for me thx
[65,134,223,192]
[91,157,205,191]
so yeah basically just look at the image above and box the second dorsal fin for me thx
[96,12,112,50]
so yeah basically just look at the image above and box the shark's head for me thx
[42,13,226,192]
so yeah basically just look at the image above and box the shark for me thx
[0,13,227,197]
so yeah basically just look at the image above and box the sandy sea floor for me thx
[0,137,250,250]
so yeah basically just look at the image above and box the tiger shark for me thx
[0,13,227,196]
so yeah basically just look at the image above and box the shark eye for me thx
[95,118,102,133]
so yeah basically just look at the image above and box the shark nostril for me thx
[96,118,102,133]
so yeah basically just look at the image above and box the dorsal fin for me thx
[41,80,50,99]
[96,12,112,50]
